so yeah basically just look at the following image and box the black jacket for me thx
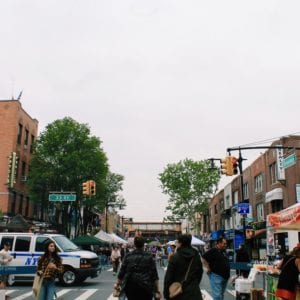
[118,248,159,295]
[164,246,203,300]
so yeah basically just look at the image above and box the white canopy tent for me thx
[94,230,114,243]
[109,233,128,244]
[167,236,205,246]
[191,236,205,246]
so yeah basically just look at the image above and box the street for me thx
[4,265,236,300]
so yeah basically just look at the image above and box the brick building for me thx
[208,135,300,258]
[0,100,38,218]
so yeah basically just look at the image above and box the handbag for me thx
[169,257,194,299]
[32,273,43,299]
[32,263,50,299]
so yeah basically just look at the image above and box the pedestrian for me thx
[114,236,161,300]
[164,234,203,300]
[202,237,230,300]
[167,244,176,262]
[235,244,250,278]
[0,241,13,289]
[275,245,300,300]
[36,241,63,300]
[111,246,121,276]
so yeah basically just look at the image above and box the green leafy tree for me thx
[159,159,220,231]
[28,117,109,237]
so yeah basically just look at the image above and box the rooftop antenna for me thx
[17,90,23,100]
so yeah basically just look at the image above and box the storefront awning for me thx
[265,188,283,203]
[267,203,300,230]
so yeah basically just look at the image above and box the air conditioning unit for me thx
[21,176,27,182]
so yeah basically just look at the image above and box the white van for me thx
[0,232,101,286]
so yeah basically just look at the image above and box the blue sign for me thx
[238,203,249,214]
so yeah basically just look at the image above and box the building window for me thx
[254,174,263,193]
[25,197,30,217]
[256,203,264,221]
[18,194,23,214]
[214,204,218,214]
[215,221,218,230]
[17,124,23,144]
[271,200,283,213]
[11,192,17,215]
[30,135,35,153]
[233,190,239,204]
[24,129,29,148]
[269,163,277,185]
[21,161,26,177]
[15,157,20,179]
[220,199,224,212]
[243,182,249,200]
[225,195,231,209]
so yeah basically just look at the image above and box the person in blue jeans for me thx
[202,237,230,300]
[37,242,63,300]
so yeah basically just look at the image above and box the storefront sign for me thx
[283,153,296,169]
[268,203,300,229]
[276,146,285,180]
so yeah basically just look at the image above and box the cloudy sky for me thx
[1,0,300,221]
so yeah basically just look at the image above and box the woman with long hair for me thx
[37,241,63,300]
[275,246,300,300]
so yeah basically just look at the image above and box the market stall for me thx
[266,203,300,300]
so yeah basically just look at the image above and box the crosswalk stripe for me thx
[74,289,97,300]
[56,289,72,297]
[5,290,16,295]
[13,291,33,300]
[227,289,236,297]
[107,293,116,300]
[201,289,213,300]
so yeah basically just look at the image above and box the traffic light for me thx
[220,156,232,176]
[82,181,90,195]
[230,156,239,175]
[90,180,96,196]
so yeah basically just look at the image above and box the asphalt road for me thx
[3,265,237,299]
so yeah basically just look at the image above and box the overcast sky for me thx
[1,0,300,221]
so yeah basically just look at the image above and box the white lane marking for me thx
[13,291,33,300]
[227,289,236,297]
[107,268,113,271]
[5,290,16,295]
[56,289,72,297]
[201,289,213,300]
[74,289,97,300]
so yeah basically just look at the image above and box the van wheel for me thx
[60,266,77,286]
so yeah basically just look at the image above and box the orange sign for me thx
[268,204,300,229]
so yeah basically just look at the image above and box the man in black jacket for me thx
[202,237,230,300]
[114,236,161,300]
[164,234,203,300]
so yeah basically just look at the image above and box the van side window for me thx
[15,237,31,251]
[0,237,14,249]
[35,237,51,252]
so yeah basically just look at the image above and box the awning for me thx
[94,230,114,243]
[267,203,300,230]
[265,188,283,203]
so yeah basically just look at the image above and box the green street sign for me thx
[48,194,76,202]
[283,154,296,169]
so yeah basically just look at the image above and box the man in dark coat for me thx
[164,234,203,300]
[202,237,230,300]
[114,236,161,300]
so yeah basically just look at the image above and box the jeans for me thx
[208,272,228,300]
[39,279,56,300]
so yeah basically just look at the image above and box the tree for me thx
[101,171,126,231]
[159,159,220,231]
[28,117,109,237]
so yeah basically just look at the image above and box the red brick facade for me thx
[0,100,38,217]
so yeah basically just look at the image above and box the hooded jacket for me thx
[164,246,203,300]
